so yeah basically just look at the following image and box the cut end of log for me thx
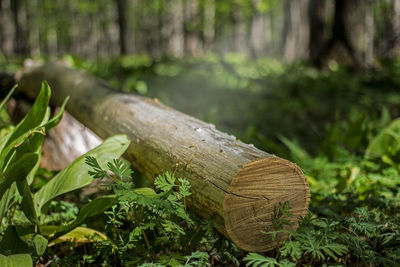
[223,156,310,252]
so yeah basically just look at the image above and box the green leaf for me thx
[49,227,108,246]
[0,81,50,174]
[34,134,130,213]
[15,97,68,185]
[0,128,42,177]
[16,179,38,224]
[0,253,32,267]
[134,187,157,196]
[8,94,68,185]
[0,153,39,198]
[3,81,50,152]
[0,226,32,255]
[33,235,48,256]
[0,185,16,225]
[54,195,118,239]
[0,126,14,152]
[366,118,400,158]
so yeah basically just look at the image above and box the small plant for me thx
[85,156,226,266]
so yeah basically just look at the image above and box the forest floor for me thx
[0,55,399,266]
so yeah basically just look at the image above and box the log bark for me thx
[15,63,310,252]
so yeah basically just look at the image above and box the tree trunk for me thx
[308,0,327,66]
[0,0,6,59]
[184,0,202,55]
[161,0,185,57]
[364,0,374,66]
[320,0,372,68]
[10,0,29,55]
[115,0,127,55]
[250,0,269,57]
[232,4,248,54]
[390,0,400,57]
[16,63,310,252]
[203,0,215,52]
[282,0,310,61]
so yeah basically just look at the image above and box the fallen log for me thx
[16,63,310,252]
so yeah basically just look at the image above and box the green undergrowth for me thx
[244,105,400,266]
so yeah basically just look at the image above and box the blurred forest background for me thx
[0,0,400,156]
[1,0,400,155]
[1,0,400,66]
[0,0,398,64]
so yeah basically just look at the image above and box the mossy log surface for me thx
[16,63,310,252]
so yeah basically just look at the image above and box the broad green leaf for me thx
[14,97,68,185]
[0,81,50,173]
[33,235,48,256]
[0,128,40,175]
[0,185,16,226]
[13,131,44,185]
[49,227,108,246]
[9,95,67,162]
[0,226,32,255]
[3,81,50,151]
[366,118,400,158]
[0,154,38,224]
[0,253,32,267]
[38,225,58,236]
[0,129,14,214]
[26,153,41,185]
[34,135,130,213]
[0,126,14,152]
[54,195,118,239]
[0,153,39,198]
